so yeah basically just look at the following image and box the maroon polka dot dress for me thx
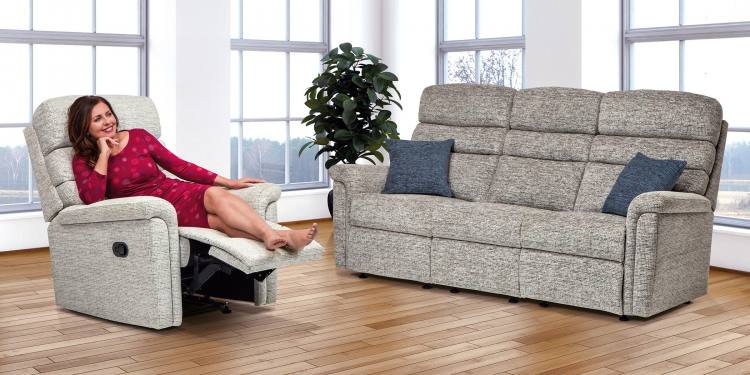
[72,128,218,227]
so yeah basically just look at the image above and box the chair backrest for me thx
[24,95,161,222]
[413,84,727,212]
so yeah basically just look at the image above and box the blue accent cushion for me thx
[382,139,455,197]
[602,152,687,216]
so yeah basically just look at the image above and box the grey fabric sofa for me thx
[331,84,727,319]
[25,95,323,329]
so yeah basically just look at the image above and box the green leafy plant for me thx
[299,42,401,168]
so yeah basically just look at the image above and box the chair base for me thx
[182,293,232,316]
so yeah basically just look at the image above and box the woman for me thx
[68,95,316,251]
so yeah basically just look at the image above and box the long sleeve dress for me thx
[72,128,218,228]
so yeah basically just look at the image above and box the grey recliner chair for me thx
[24,95,323,329]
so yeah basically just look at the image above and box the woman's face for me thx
[88,101,117,139]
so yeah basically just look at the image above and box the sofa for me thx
[25,95,323,329]
[330,84,727,319]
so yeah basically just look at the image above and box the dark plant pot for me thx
[327,189,333,217]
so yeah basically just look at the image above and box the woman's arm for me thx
[72,156,107,204]
[140,129,218,185]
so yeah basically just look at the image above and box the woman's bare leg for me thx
[208,214,318,251]
[204,187,317,250]
[204,187,285,249]
[207,214,261,241]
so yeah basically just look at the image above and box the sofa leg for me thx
[619,315,630,321]
[422,284,433,289]
[509,297,519,303]
[539,301,549,308]
[358,273,368,279]
[450,287,460,294]
[685,301,692,305]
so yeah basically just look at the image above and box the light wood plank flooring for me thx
[2,220,750,374]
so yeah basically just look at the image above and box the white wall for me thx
[524,0,582,88]
[381,0,437,140]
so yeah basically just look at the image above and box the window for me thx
[230,0,330,190]
[0,0,147,214]
[624,0,750,227]
[438,0,524,87]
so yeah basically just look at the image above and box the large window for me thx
[438,0,524,87]
[230,0,330,190]
[0,0,147,214]
[625,0,750,227]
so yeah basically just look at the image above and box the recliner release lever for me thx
[112,242,128,257]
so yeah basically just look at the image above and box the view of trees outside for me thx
[446,49,522,88]
[230,135,320,186]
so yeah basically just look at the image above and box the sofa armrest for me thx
[227,183,282,222]
[329,164,389,194]
[57,196,178,227]
[626,191,712,219]
[623,191,714,318]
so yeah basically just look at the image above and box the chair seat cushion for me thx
[430,200,538,248]
[521,211,626,262]
[178,222,324,274]
[349,193,455,237]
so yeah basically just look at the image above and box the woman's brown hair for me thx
[67,95,119,168]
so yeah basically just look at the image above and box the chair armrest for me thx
[623,191,714,317]
[626,191,712,219]
[57,196,178,226]
[329,164,390,194]
[227,183,282,221]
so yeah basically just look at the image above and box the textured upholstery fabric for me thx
[418,84,515,127]
[488,156,585,211]
[503,130,593,162]
[520,250,623,315]
[48,217,182,329]
[178,224,324,275]
[332,84,726,319]
[350,193,453,237]
[347,227,431,282]
[431,200,529,248]
[510,87,602,134]
[599,90,723,144]
[589,135,715,174]
[603,153,687,216]
[29,95,287,329]
[521,211,626,262]
[624,212,713,317]
[575,163,709,212]
[448,153,498,202]
[431,238,520,295]
[705,121,729,210]
[412,123,506,155]
[24,126,62,221]
[383,139,454,197]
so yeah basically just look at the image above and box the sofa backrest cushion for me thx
[575,90,721,212]
[487,87,601,211]
[414,84,515,202]
[29,95,161,221]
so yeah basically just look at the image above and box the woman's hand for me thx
[215,176,266,189]
[97,137,119,158]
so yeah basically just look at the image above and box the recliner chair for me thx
[24,95,323,329]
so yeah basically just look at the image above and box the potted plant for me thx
[299,42,402,214]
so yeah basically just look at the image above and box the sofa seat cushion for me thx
[430,200,541,248]
[521,211,626,262]
[349,193,454,237]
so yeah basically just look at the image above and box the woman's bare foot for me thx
[263,232,287,250]
[278,223,318,251]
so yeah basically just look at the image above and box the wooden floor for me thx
[2,220,750,374]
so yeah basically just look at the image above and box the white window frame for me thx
[622,0,750,228]
[0,0,148,214]
[230,0,330,191]
[436,0,526,86]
